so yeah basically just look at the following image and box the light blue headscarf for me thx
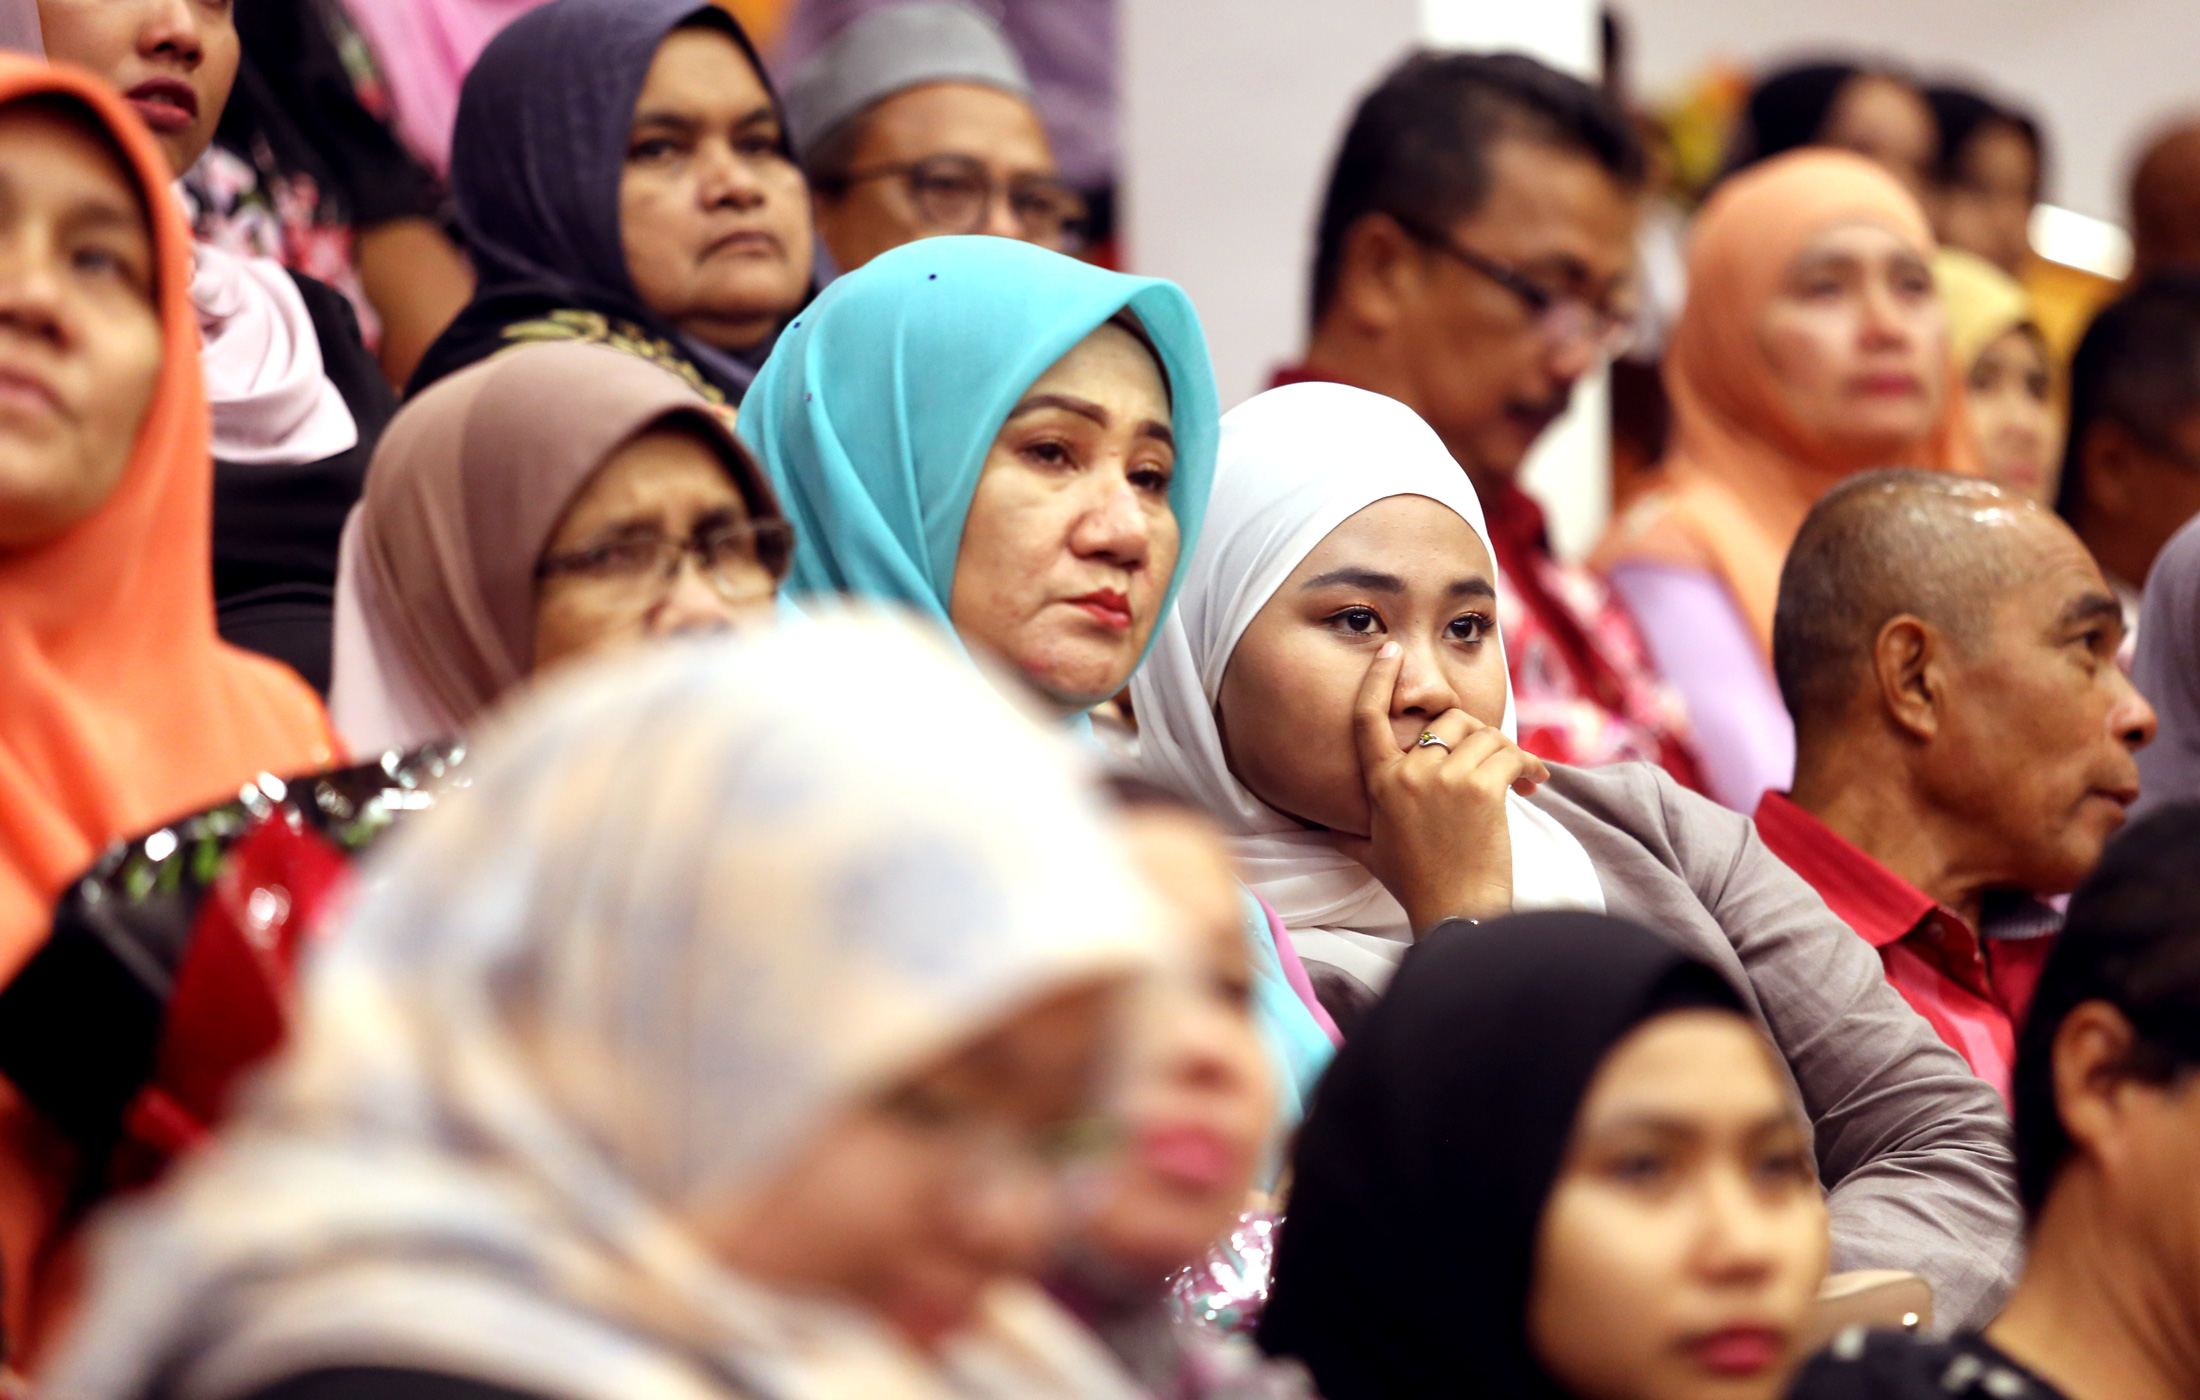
[737,235,1219,683]
[738,238,1332,1125]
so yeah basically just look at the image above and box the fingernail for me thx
[1378,642,1400,659]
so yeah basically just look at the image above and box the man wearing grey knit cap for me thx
[781,0,1091,273]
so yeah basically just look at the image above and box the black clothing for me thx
[1793,1329,2072,1400]
[211,271,397,694]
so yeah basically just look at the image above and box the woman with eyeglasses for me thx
[331,341,790,756]
[779,1,1089,275]
[43,615,1167,1400]
[1593,149,1974,812]
[407,0,812,404]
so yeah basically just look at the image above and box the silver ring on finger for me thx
[1415,731,1452,753]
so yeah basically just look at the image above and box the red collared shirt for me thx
[1754,792,2057,1102]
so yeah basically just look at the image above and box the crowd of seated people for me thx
[7,2,2200,1398]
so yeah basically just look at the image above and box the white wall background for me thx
[1617,0,2200,227]
[1121,0,1611,557]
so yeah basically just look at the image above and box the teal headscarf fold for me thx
[737,235,1220,683]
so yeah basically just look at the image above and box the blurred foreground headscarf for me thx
[1594,149,1974,653]
[42,613,1159,1400]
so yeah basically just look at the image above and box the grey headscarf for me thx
[2134,514,2200,817]
[0,0,38,54]
[42,613,1158,1400]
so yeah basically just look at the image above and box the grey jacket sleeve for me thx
[1536,763,2024,1330]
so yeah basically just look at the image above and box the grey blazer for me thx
[1529,761,2024,1331]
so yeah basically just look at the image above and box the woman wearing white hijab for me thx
[42,613,1159,1400]
[1132,383,2025,1331]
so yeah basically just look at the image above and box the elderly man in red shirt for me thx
[1758,468,2157,1100]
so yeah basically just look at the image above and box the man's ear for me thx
[1327,212,1422,337]
[1872,614,1945,741]
[2053,1000,2144,1179]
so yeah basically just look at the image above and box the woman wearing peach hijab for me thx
[0,54,333,1366]
[1595,149,1972,811]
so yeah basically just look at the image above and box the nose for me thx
[1859,279,1915,346]
[0,234,70,352]
[1693,1169,1781,1285]
[699,139,766,211]
[1066,472,1153,569]
[981,185,1023,240]
[644,556,741,639]
[141,0,207,67]
[1387,635,1464,745]
[943,1152,1060,1278]
[2110,670,2159,751]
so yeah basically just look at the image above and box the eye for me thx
[1128,461,1173,496]
[1446,611,1492,643]
[1324,606,1384,637]
[1019,436,1076,470]
[735,132,784,160]
[70,240,139,287]
[1603,1149,1671,1187]
[1755,1147,1815,1188]
[627,135,682,163]
[1210,968,1255,1013]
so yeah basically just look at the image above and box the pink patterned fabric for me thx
[1256,894,1341,1047]
[339,0,556,177]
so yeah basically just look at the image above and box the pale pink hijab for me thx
[338,0,555,176]
[1594,149,1977,652]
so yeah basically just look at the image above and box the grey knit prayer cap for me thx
[782,0,1033,161]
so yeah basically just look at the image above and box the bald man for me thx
[1755,470,2157,1101]
[2131,121,2200,277]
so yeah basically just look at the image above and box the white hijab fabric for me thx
[1130,383,1603,991]
[192,241,361,466]
[43,612,1156,1400]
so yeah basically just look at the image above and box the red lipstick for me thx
[1067,588,1133,632]
[1683,1326,1785,1378]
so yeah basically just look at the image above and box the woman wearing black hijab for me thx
[1722,61,1938,198]
[1258,913,1830,1400]
[410,0,813,404]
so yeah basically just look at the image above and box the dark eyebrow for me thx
[1301,567,1404,595]
[1138,418,1175,449]
[1447,577,1497,602]
[2058,591,2125,634]
[1008,392,1109,428]
[630,111,702,134]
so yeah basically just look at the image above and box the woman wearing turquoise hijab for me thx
[739,234,1217,716]
[738,235,1333,1125]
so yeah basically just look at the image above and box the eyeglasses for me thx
[820,153,1089,249]
[535,518,794,604]
[1390,212,1638,361]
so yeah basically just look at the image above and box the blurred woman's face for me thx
[949,322,1178,713]
[1529,1010,1829,1400]
[1217,496,1509,836]
[531,424,784,674]
[1757,221,1948,469]
[1819,73,1937,199]
[621,27,812,353]
[1964,325,2060,504]
[1936,120,2040,277]
[35,0,238,176]
[0,103,163,554]
[699,984,1119,1352]
[1082,807,1275,1278]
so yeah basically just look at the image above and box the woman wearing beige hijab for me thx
[1594,149,1973,810]
[330,341,792,754]
[43,615,1162,1400]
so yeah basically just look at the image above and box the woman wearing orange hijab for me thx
[0,55,332,1365]
[1595,149,1971,811]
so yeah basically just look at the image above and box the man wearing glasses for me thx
[781,0,1089,275]
[1276,51,1707,793]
